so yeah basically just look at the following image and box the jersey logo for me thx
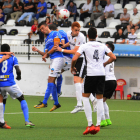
[74,38,76,42]
[51,68,54,72]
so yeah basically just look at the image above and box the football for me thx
[59,9,70,20]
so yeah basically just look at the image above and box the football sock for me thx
[20,100,29,122]
[57,74,63,94]
[96,98,104,126]
[89,94,95,102]
[82,97,93,126]
[0,103,4,123]
[75,83,82,106]
[43,83,54,105]
[3,104,5,113]
[104,102,110,119]
[52,84,59,105]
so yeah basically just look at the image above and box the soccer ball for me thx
[59,9,70,20]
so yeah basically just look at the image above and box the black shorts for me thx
[103,80,117,98]
[83,76,105,94]
[74,57,86,78]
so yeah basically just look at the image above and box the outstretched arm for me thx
[0,55,11,63]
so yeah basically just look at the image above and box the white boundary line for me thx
[4,110,140,115]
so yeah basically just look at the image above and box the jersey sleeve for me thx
[77,44,85,55]
[13,56,19,66]
[75,35,86,46]
[104,45,111,54]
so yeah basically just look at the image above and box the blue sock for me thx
[57,74,63,94]
[43,83,54,105]
[52,84,59,105]
[3,104,5,114]
[20,100,29,122]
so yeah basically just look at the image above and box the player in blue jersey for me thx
[0,44,35,128]
[48,24,73,100]
[0,54,12,129]
[34,21,65,112]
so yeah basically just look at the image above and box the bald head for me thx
[107,0,111,5]
[133,8,138,15]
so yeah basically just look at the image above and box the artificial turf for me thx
[1,96,140,140]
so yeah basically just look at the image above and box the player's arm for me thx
[32,46,45,56]
[0,52,14,55]
[104,52,116,67]
[0,55,11,63]
[14,66,21,81]
[71,52,81,74]
[61,42,70,48]
[55,45,79,54]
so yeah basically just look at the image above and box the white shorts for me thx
[49,57,65,77]
[0,84,23,99]
[62,56,72,71]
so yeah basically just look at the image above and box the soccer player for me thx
[55,22,97,114]
[100,42,117,127]
[0,44,35,128]
[71,27,116,135]
[34,21,65,112]
[0,54,11,129]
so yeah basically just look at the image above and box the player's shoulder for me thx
[78,32,85,38]
[67,30,71,35]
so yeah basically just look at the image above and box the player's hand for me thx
[2,55,11,61]
[55,46,62,52]
[16,75,21,81]
[103,62,107,67]
[32,46,38,52]
[4,52,15,56]
[42,54,47,62]
[71,67,77,75]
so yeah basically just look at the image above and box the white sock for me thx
[104,102,110,119]
[82,96,93,126]
[96,98,104,126]
[0,103,4,123]
[75,83,82,106]
[89,94,95,102]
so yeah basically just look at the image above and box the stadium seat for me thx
[17,20,26,26]
[84,21,95,28]
[27,20,34,26]
[124,4,133,10]
[111,32,117,38]
[18,29,30,35]
[96,22,106,28]
[77,21,84,27]
[35,39,44,44]
[114,3,122,10]
[5,19,15,26]
[84,17,90,26]
[7,29,18,35]
[107,22,119,29]
[60,21,71,27]
[136,4,140,11]
[98,31,110,38]
[53,21,61,27]
[115,13,122,19]
[23,39,31,44]
[137,32,140,38]
[80,31,87,42]
[114,79,126,100]
[0,29,7,35]
[78,3,84,9]
[38,17,46,23]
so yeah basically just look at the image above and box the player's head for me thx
[38,21,50,34]
[106,41,115,52]
[88,27,97,40]
[1,44,10,52]
[48,24,57,31]
[130,27,135,34]
[71,22,80,36]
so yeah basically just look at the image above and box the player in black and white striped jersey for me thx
[71,27,116,135]
[127,27,137,45]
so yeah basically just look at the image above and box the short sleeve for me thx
[13,56,19,66]
[77,45,85,55]
[75,35,86,46]
[122,34,126,39]
[43,2,47,8]
[104,45,111,54]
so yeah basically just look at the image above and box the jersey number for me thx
[2,60,8,73]
[93,50,99,62]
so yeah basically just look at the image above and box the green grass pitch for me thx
[1,96,140,140]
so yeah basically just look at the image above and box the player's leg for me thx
[82,76,96,135]
[89,93,97,112]
[56,74,63,97]
[0,90,11,129]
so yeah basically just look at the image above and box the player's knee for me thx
[17,95,25,102]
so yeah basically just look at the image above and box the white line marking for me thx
[4,110,140,115]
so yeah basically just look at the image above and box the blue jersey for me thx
[58,30,73,59]
[0,55,18,87]
[45,31,64,59]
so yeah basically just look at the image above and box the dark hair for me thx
[46,17,50,23]
[38,21,47,28]
[1,44,10,52]
[131,27,135,30]
[88,27,97,39]
[106,41,115,52]
[48,24,57,30]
